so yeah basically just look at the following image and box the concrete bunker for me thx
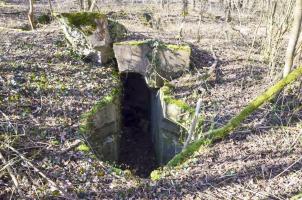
[58,13,195,177]
[79,39,193,177]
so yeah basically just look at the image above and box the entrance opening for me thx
[119,73,158,177]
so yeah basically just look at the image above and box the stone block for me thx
[57,12,127,64]
[113,40,191,88]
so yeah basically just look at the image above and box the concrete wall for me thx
[86,96,121,162]
[150,89,184,165]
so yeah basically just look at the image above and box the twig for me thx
[0,151,25,198]
[4,144,78,200]
[271,155,302,181]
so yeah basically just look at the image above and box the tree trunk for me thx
[182,0,189,16]
[48,0,53,14]
[79,0,84,10]
[167,66,302,167]
[89,0,97,11]
[283,0,302,77]
[28,0,35,30]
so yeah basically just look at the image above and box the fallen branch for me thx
[167,66,302,167]
[4,144,77,199]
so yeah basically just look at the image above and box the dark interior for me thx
[118,73,158,177]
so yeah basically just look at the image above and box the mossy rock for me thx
[59,12,106,31]
[56,12,127,63]
[57,12,127,39]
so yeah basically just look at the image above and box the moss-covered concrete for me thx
[60,12,106,30]
[165,44,191,53]
[56,12,127,63]
[80,87,121,134]
[80,80,122,162]
[161,84,194,114]
[114,40,150,46]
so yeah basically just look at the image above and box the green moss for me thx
[161,85,194,113]
[165,44,191,53]
[37,13,52,24]
[60,12,106,28]
[58,12,106,35]
[114,40,150,46]
[167,138,211,167]
[111,167,123,175]
[150,170,161,181]
[77,144,90,152]
[291,192,302,200]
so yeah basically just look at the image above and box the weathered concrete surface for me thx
[57,12,127,64]
[150,89,189,165]
[82,92,122,162]
[157,45,191,79]
[113,40,191,88]
[113,42,152,75]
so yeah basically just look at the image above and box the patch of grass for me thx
[37,13,52,24]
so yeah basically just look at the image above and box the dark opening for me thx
[119,73,158,177]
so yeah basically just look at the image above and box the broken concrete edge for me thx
[161,84,194,113]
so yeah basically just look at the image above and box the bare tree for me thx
[28,0,35,30]
[48,0,53,14]
[283,0,302,77]
[89,0,97,11]
[182,0,189,16]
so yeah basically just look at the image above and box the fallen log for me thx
[167,66,302,167]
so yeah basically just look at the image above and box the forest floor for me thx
[0,0,301,199]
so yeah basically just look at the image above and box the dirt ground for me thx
[0,0,301,199]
